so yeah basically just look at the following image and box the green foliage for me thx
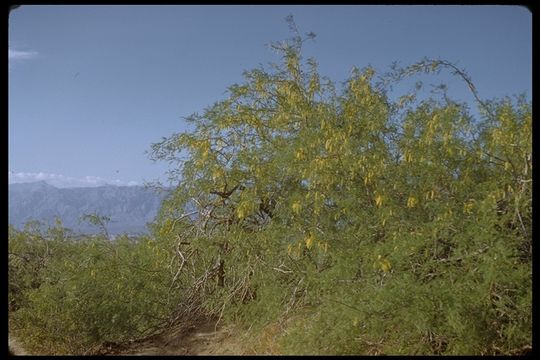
[149,20,531,355]
[80,212,112,238]
[9,220,180,355]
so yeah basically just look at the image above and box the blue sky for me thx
[8,5,531,188]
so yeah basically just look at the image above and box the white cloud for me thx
[8,49,38,60]
[8,171,139,188]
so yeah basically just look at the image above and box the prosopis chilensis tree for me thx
[150,18,531,354]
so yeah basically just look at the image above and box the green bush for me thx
[150,23,531,355]
[9,221,180,355]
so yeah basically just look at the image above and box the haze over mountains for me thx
[8,181,169,236]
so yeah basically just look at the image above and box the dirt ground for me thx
[8,336,28,356]
[100,320,252,356]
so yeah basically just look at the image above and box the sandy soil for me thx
[100,320,249,356]
[8,336,28,356]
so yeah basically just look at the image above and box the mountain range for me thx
[8,181,170,236]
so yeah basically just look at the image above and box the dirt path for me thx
[112,320,246,356]
[8,335,28,356]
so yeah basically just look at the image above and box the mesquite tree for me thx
[150,19,531,354]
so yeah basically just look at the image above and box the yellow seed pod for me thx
[236,203,248,220]
[236,209,244,220]
[407,196,417,208]
[375,195,383,207]
[292,201,302,214]
[380,259,392,273]
[325,139,332,152]
[305,234,314,249]
[405,151,413,163]
[443,133,451,144]
[201,148,210,160]
[287,244,293,255]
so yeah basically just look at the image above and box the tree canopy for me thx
[149,21,531,354]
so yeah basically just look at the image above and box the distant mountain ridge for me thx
[8,181,170,235]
